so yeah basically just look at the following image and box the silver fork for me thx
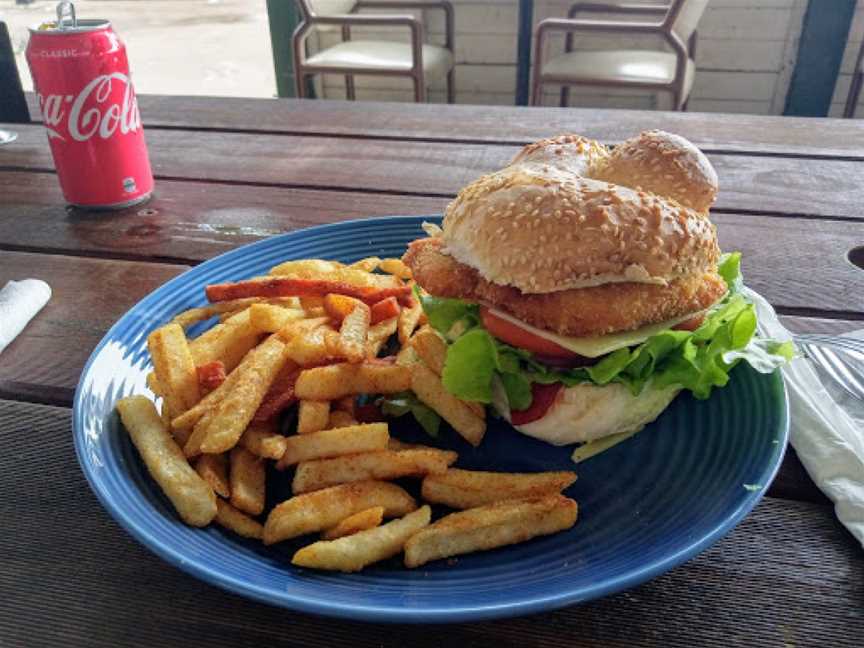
[793,334,864,402]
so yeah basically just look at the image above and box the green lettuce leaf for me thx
[419,251,793,408]
[380,392,441,438]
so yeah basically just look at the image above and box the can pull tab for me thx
[56,1,77,30]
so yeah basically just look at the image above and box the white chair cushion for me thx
[305,41,454,78]
[542,50,694,95]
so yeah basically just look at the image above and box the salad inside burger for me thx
[400,130,793,461]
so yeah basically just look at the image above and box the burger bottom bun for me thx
[515,382,680,445]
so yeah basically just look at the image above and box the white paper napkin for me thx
[0,279,52,355]
[745,287,864,547]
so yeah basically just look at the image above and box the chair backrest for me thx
[306,0,356,16]
[669,0,709,42]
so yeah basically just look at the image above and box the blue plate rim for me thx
[72,215,790,623]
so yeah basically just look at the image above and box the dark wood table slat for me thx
[2,184,862,317]
[0,249,855,505]
[27,94,864,159]
[6,125,864,221]
[1,400,860,648]
[0,251,187,405]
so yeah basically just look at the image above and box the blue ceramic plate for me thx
[73,216,789,623]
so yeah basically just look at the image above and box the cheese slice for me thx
[487,307,703,358]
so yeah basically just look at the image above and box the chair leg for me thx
[295,71,307,99]
[531,76,544,107]
[446,69,455,104]
[345,75,356,101]
[844,72,862,118]
[559,86,570,108]
[413,76,427,103]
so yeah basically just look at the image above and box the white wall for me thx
[313,0,807,114]
[829,0,864,117]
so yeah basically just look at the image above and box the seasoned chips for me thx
[404,495,578,568]
[263,480,416,545]
[117,396,216,527]
[294,506,431,572]
[119,254,580,574]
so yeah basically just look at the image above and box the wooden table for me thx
[1,96,863,646]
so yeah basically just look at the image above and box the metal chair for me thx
[531,0,707,110]
[844,39,864,118]
[0,21,29,123]
[292,0,455,103]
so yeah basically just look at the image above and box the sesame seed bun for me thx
[440,130,720,295]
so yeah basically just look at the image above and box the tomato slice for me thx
[672,314,706,332]
[480,307,578,359]
[510,382,563,425]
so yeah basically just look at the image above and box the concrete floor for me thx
[4,0,277,97]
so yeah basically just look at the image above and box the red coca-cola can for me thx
[26,2,153,209]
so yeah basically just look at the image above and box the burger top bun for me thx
[441,131,721,295]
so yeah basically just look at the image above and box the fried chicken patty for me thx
[403,238,727,337]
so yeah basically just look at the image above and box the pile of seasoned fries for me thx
[116,256,578,572]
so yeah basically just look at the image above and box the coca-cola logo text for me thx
[39,73,142,142]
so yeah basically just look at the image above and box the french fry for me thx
[366,317,398,358]
[172,363,243,432]
[229,446,266,516]
[172,297,263,329]
[206,277,411,304]
[270,259,400,290]
[219,310,242,323]
[276,316,330,343]
[197,334,292,454]
[411,363,485,447]
[197,360,227,392]
[295,363,411,400]
[147,372,163,398]
[292,448,457,494]
[279,423,389,467]
[322,506,385,540]
[147,323,201,414]
[249,303,305,333]
[240,421,288,460]
[397,299,423,346]
[252,364,300,422]
[116,396,216,527]
[194,453,231,498]
[263,480,416,544]
[404,495,578,568]
[395,343,419,367]
[370,297,400,324]
[422,469,577,509]
[286,326,337,367]
[188,309,259,373]
[215,499,264,540]
[323,294,364,323]
[379,258,413,280]
[297,400,331,435]
[294,506,431,572]
[183,406,216,457]
[338,302,371,363]
[387,438,427,451]
[411,326,447,375]
[327,411,358,429]
[269,258,343,277]
[349,256,381,273]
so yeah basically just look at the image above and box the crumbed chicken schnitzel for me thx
[403,238,727,337]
